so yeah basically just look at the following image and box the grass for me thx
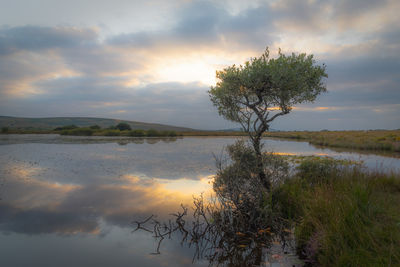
[274,157,400,266]
[264,130,400,152]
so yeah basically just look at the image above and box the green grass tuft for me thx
[274,158,400,266]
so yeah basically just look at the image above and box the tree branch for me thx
[266,110,289,123]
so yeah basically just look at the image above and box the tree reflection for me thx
[133,194,295,266]
[133,141,296,266]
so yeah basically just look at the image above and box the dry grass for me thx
[264,130,400,152]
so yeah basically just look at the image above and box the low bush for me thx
[60,127,94,136]
[146,129,159,137]
[115,122,131,131]
[89,125,101,130]
[101,129,121,136]
[129,129,145,137]
[54,125,78,131]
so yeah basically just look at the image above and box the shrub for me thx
[89,125,101,130]
[167,131,177,137]
[102,129,121,136]
[146,129,159,137]
[130,129,145,137]
[60,127,94,136]
[54,125,78,131]
[115,122,131,131]
[157,130,177,137]
[213,140,289,212]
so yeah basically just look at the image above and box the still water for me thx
[0,135,399,267]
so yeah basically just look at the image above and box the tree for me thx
[115,122,131,131]
[209,48,327,191]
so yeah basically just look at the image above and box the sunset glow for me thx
[0,0,398,130]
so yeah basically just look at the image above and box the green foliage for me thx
[165,131,177,137]
[209,48,327,192]
[54,125,78,131]
[1,127,9,133]
[146,129,159,137]
[53,125,178,137]
[296,157,340,184]
[115,122,131,131]
[209,48,327,128]
[274,159,400,266]
[130,129,145,137]
[211,140,292,254]
[60,127,94,136]
[89,125,101,130]
[213,140,289,206]
[101,129,121,136]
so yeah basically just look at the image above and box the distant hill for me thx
[0,116,195,132]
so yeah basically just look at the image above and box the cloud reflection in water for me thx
[0,161,213,236]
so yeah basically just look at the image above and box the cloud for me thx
[271,0,397,34]
[0,78,231,129]
[0,0,399,130]
[0,164,209,235]
[0,26,98,55]
[108,0,275,52]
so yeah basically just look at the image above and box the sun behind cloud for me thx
[153,56,217,85]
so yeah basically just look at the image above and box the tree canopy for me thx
[209,48,327,190]
[209,48,327,137]
[115,122,131,131]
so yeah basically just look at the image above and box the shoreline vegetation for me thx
[275,156,400,265]
[2,126,399,153]
[264,130,400,152]
[183,130,400,153]
[133,146,400,266]
[1,124,179,137]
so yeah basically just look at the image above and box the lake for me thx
[0,135,399,266]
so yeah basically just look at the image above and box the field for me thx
[264,130,400,152]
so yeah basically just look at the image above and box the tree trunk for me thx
[252,134,271,192]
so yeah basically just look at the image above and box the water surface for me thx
[0,135,399,266]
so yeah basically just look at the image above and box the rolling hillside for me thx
[0,116,195,132]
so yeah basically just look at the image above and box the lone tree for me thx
[209,48,327,191]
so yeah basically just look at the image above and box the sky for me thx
[0,0,399,130]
